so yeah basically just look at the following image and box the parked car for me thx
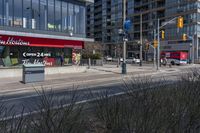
[133,58,140,64]
[105,56,113,61]
[119,58,140,64]
[126,58,134,64]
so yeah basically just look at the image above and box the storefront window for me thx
[0,46,5,66]
[55,0,61,31]
[23,0,31,29]
[62,2,68,32]
[48,0,55,31]
[40,0,48,30]
[8,46,72,66]
[0,46,5,58]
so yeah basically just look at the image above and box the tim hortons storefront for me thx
[0,34,84,67]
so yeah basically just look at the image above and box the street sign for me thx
[124,19,132,31]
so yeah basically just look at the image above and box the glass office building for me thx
[0,0,93,67]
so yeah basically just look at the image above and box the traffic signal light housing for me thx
[145,43,150,51]
[177,16,184,28]
[182,34,187,41]
[153,40,158,48]
[161,30,165,39]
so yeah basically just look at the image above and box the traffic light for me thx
[182,34,187,41]
[145,43,150,51]
[177,16,184,28]
[153,40,158,48]
[161,30,165,39]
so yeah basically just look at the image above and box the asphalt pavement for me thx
[0,64,199,119]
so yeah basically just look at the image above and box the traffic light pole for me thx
[122,0,127,74]
[155,17,178,70]
[140,13,143,67]
[157,19,160,70]
[154,29,156,69]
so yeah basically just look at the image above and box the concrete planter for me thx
[0,66,87,78]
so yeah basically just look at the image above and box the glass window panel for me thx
[74,5,80,34]
[68,3,74,33]
[14,0,22,28]
[48,0,55,31]
[23,0,31,29]
[62,1,68,32]
[32,0,40,30]
[80,6,86,35]
[40,0,47,30]
[0,0,3,25]
[4,0,13,26]
[55,0,61,31]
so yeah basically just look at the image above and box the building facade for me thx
[0,0,93,67]
[87,0,200,62]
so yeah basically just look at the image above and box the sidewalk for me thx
[0,64,155,95]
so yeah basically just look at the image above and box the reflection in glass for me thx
[0,0,86,37]
[40,0,47,30]
[74,5,80,34]
[80,6,86,35]
[0,0,3,25]
[4,0,13,26]
[55,0,61,31]
[23,0,31,29]
[48,0,55,31]
[14,0,22,28]
[68,3,74,33]
[32,0,40,30]
[62,2,68,32]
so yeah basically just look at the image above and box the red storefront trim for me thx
[0,34,84,49]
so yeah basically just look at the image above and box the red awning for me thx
[0,34,84,49]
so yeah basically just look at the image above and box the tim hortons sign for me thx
[0,37,30,46]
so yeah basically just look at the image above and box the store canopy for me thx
[0,34,84,49]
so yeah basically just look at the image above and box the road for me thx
[0,64,199,119]
[1,70,184,117]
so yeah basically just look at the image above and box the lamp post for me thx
[157,18,160,70]
[122,0,127,74]
[153,29,157,68]
[140,13,143,66]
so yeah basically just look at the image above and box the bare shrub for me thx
[92,71,200,133]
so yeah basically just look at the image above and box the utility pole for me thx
[153,29,156,69]
[157,18,160,70]
[140,13,143,66]
[122,0,127,74]
[192,35,195,64]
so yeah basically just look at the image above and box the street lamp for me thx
[140,13,143,67]
[122,0,127,74]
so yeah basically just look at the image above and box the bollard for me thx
[88,58,91,69]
